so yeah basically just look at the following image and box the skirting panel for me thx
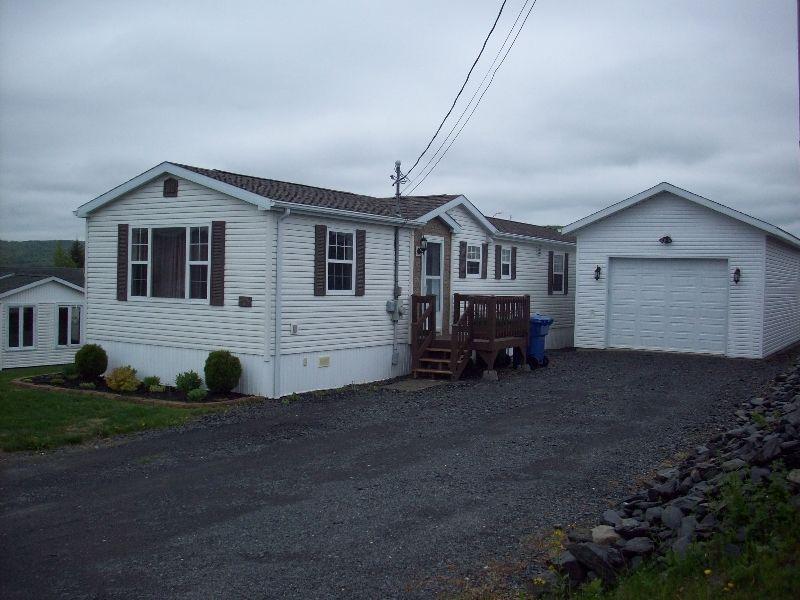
[545,325,574,350]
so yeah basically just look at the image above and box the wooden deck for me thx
[411,293,530,380]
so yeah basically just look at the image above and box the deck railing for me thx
[453,294,530,341]
[450,299,474,379]
[411,294,436,369]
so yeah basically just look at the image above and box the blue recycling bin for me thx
[528,314,554,367]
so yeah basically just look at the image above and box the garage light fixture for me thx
[659,235,672,244]
[733,268,741,284]
[594,265,602,280]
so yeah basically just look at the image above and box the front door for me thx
[422,237,444,331]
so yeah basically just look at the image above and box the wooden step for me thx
[425,347,452,354]
[420,357,450,364]
[413,367,453,376]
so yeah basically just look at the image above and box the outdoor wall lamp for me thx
[594,265,602,280]
[416,235,428,256]
[733,268,741,284]
[659,235,673,244]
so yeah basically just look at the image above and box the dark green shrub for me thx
[186,388,208,402]
[49,376,65,386]
[62,363,80,380]
[142,375,161,388]
[79,381,96,390]
[105,366,140,392]
[148,384,166,393]
[74,344,108,379]
[175,370,202,394]
[204,350,242,394]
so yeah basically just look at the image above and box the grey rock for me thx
[698,513,717,531]
[722,458,747,471]
[662,505,684,530]
[567,528,593,543]
[656,467,679,481]
[750,467,771,485]
[622,537,654,556]
[756,436,782,463]
[615,518,649,539]
[644,506,662,523]
[602,509,623,527]
[781,440,800,451]
[679,515,697,538]
[671,495,702,512]
[482,369,499,381]
[591,524,621,546]
[653,478,679,499]
[566,543,621,585]
[787,469,800,486]
[552,550,585,585]
[672,535,692,557]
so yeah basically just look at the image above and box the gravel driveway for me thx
[1,348,795,599]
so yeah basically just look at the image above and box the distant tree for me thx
[69,239,85,268]
[53,241,77,268]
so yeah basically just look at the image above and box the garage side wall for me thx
[763,237,800,356]
[573,192,765,358]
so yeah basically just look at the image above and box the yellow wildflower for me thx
[704,569,712,576]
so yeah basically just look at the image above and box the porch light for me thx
[416,235,428,256]
[594,265,602,280]
[733,268,741,284]
[659,235,672,244]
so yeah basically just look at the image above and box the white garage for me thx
[563,183,800,359]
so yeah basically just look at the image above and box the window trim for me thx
[127,223,212,303]
[465,243,482,279]
[552,252,565,293]
[55,304,84,348]
[6,304,36,351]
[325,227,357,296]
[500,246,512,279]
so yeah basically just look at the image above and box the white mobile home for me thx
[0,267,85,370]
[75,162,575,397]
[563,183,800,359]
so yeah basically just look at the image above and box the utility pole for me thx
[388,160,408,366]
[390,160,408,216]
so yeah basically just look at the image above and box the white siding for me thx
[573,192,765,358]
[446,205,576,346]
[763,237,800,356]
[85,176,273,389]
[1,282,85,369]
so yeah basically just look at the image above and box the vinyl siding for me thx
[446,205,576,335]
[85,176,271,359]
[573,192,765,358]
[763,236,800,356]
[1,282,85,369]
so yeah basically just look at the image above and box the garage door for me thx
[608,258,728,355]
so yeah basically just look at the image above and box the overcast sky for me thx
[1,0,798,240]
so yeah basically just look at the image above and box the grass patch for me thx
[568,466,800,600]
[0,365,219,452]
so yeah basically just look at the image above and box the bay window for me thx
[129,225,210,300]
[7,306,34,349]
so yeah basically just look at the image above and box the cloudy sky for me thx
[1,0,798,240]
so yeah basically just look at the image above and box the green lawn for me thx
[0,365,218,452]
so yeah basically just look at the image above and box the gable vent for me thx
[163,177,178,197]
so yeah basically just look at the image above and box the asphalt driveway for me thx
[1,349,795,599]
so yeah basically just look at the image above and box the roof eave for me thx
[0,276,84,299]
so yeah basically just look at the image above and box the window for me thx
[57,305,82,346]
[7,306,34,349]
[466,244,482,277]
[129,226,210,300]
[327,230,354,293]
[552,253,565,292]
[501,247,512,278]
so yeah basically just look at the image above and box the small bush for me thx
[186,388,208,402]
[49,376,65,386]
[62,363,80,380]
[74,344,108,379]
[148,384,166,393]
[204,350,242,394]
[79,381,96,390]
[105,365,140,392]
[142,375,161,388]
[175,370,203,394]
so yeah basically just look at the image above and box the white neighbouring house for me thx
[75,162,576,397]
[563,183,800,359]
[0,267,85,370]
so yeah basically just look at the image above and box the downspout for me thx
[391,225,400,365]
[273,207,291,398]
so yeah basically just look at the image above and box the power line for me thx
[403,0,532,192]
[405,0,508,177]
[404,0,538,196]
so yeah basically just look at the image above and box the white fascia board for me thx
[493,232,575,247]
[414,195,498,235]
[74,162,274,218]
[0,277,85,300]
[270,200,414,227]
[437,212,463,233]
[563,182,800,249]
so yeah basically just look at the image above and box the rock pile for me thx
[553,358,800,586]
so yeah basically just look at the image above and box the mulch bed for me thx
[14,374,263,408]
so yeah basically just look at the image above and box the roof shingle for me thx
[0,267,84,295]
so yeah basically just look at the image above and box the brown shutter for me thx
[494,244,501,279]
[116,224,128,301]
[511,246,517,280]
[481,243,488,279]
[210,221,226,306]
[314,225,327,296]
[547,250,554,295]
[355,229,366,296]
[563,253,569,295]
[458,241,467,279]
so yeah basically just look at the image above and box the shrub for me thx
[105,365,140,392]
[186,388,208,402]
[204,350,242,394]
[175,370,202,394]
[79,381,96,390]
[62,363,80,380]
[142,375,161,388]
[148,384,166,393]
[74,344,108,379]
[49,376,65,386]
